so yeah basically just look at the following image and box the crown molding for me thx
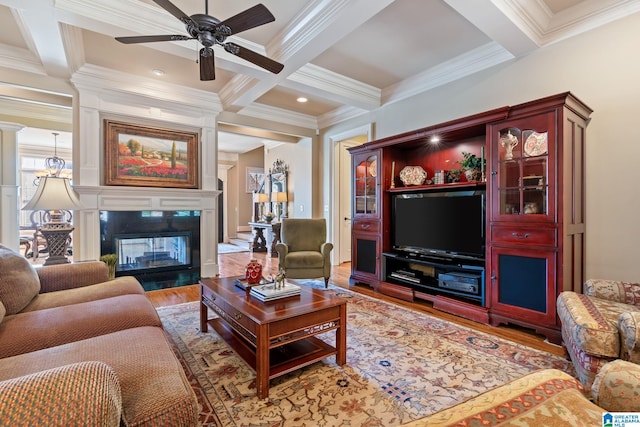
[0,45,45,75]
[382,42,513,106]
[286,63,381,111]
[0,98,71,123]
[239,102,317,130]
[317,105,368,129]
[71,64,222,115]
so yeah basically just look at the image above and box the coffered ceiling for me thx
[0,0,638,140]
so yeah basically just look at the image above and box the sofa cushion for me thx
[0,294,161,358]
[0,361,122,427]
[21,276,144,313]
[556,291,638,358]
[400,369,600,427]
[0,243,40,314]
[0,327,199,427]
[0,301,5,324]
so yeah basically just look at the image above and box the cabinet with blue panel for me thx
[487,92,592,344]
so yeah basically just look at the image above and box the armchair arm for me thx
[36,261,109,293]
[584,279,640,305]
[275,243,289,261]
[320,242,333,258]
[0,361,122,426]
[618,311,640,364]
[592,359,640,412]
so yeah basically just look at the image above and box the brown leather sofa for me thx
[0,244,198,426]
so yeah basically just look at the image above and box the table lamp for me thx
[22,176,85,265]
[253,192,269,220]
[271,191,287,221]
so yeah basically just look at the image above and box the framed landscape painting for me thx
[104,120,198,189]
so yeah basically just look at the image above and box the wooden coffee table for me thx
[199,277,347,399]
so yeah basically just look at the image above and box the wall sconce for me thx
[271,191,288,221]
[22,176,84,265]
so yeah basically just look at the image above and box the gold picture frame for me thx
[104,120,198,188]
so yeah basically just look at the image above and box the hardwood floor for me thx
[146,251,568,358]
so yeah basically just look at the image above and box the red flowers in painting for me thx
[118,157,188,179]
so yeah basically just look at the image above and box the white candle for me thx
[391,161,395,187]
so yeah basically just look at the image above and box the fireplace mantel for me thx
[74,185,220,278]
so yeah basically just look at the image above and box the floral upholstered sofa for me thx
[557,279,640,388]
[0,243,198,426]
[401,359,640,426]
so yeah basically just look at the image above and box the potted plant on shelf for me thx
[458,151,485,182]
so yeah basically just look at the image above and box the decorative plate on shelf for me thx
[368,159,377,177]
[399,166,427,186]
[524,132,548,156]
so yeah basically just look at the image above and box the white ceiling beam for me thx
[12,4,70,77]
[443,0,541,57]
[219,0,396,111]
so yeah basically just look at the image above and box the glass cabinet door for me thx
[494,113,554,220]
[354,153,378,215]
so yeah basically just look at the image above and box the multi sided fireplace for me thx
[114,232,192,273]
[100,210,200,290]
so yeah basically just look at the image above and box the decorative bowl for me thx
[399,166,427,186]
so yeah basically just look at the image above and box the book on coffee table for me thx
[250,282,301,301]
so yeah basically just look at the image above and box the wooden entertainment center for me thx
[348,92,592,343]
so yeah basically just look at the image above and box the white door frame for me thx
[329,124,373,265]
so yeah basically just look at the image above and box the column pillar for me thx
[0,122,25,251]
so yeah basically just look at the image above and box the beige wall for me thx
[265,138,314,219]
[237,147,265,231]
[321,12,640,282]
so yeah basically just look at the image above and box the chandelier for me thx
[34,132,72,182]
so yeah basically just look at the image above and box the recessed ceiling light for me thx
[296,97,308,103]
[152,69,165,76]
[430,135,440,143]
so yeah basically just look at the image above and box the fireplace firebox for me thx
[100,210,200,290]
[114,232,191,272]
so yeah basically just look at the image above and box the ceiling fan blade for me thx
[152,0,198,27]
[219,4,275,35]
[199,48,216,81]
[115,35,192,44]
[225,42,283,74]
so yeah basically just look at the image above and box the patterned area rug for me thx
[157,284,573,426]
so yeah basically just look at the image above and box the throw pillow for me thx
[0,244,41,314]
[0,301,5,324]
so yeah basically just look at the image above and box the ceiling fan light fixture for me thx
[114,1,283,81]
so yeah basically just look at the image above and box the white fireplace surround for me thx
[74,185,217,278]
[70,65,222,278]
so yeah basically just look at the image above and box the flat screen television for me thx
[392,189,485,261]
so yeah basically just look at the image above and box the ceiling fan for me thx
[115,0,284,81]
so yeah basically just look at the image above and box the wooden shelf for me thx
[387,181,486,193]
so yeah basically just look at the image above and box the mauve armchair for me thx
[275,218,333,287]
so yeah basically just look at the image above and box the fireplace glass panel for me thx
[114,232,191,273]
